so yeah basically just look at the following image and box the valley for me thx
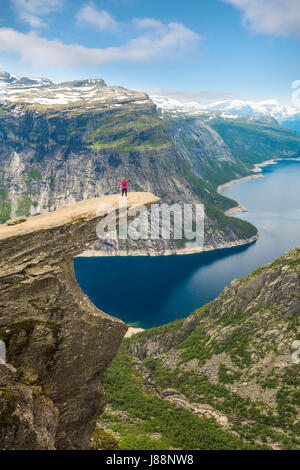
[75,159,300,328]
[97,245,300,450]
[0,71,299,451]
[1,72,300,258]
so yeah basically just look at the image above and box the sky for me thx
[0,0,299,104]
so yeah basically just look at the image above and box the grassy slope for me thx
[101,350,263,450]
[208,117,300,169]
[99,247,300,450]
[168,115,252,187]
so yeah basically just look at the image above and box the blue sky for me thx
[0,0,299,104]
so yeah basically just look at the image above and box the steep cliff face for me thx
[2,74,299,256]
[152,95,300,184]
[0,77,259,254]
[0,84,158,217]
[170,117,253,187]
[0,192,159,450]
[207,116,300,168]
[100,247,300,450]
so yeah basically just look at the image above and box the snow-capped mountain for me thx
[0,71,53,96]
[203,99,300,121]
[0,72,112,107]
[150,95,300,131]
[0,71,149,116]
[150,95,248,120]
[1,71,300,132]
[203,99,300,132]
[150,95,205,114]
[0,72,109,105]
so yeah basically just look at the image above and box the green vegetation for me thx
[218,364,242,384]
[3,92,300,253]
[16,197,35,217]
[90,427,119,450]
[82,109,171,152]
[211,327,253,368]
[24,169,43,181]
[105,346,299,449]
[0,190,11,224]
[198,160,252,188]
[140,359,272,426]
[102,350,263,450]
[123,316,186,345]
[172,118,253,187]
[178,153,238,212]
[8,169,42,217]
[0,390,19,427]
[177,325,212,365]
[205,202,258,239]
[175,152,258,240]
[101,247,300,450]
[46,113,60,120]
[209,118,300,167]
[0,171,11,223]
[239,247,300,285]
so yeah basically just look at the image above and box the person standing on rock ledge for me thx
[117,178,131,197]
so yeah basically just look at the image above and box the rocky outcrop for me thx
[129,246,300,361]
[0,192,159,450]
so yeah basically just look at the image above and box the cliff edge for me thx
[0,192,159,450]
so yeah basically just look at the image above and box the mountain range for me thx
[0,71,53,96]
[151,96,300,132]
[0,71,300,256]
[2,72,299,126]
[0,72,299,451]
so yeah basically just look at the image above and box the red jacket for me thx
[117,178,131,189]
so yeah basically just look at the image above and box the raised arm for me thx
[116,179,122,183]
[126,178,131,183]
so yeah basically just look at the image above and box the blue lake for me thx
[75,160,300,328]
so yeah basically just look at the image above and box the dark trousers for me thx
[122,188,127,197]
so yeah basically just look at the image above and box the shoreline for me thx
[83,156,298,337]
[124,327,145,338]
[77,157,299,259]
[217,157,300,194]
[217,156,300,217]
[78,233,259,258]
[224,203,247,216]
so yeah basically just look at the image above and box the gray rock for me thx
[0,193,158,449]
[6,217,27,226]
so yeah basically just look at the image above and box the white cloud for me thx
[18,12,46,28]
[0,24,199,68]
[76,6,168,35]
[223,0,300,36]
[12,0,62,28]
[133,18,165,31]
[147,89,243,104]
[76,4,119,32]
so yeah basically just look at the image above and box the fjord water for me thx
[75,160,300,328]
